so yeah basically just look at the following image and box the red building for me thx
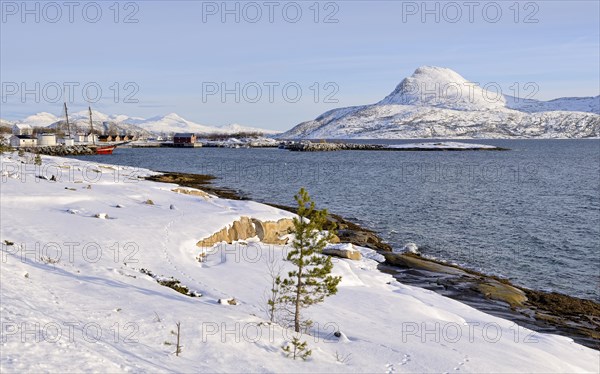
[173,133,197,145]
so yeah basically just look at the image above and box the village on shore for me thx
[3,123,507,154]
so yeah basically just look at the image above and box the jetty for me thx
[285,141,508,152]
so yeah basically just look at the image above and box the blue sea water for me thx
[75,139,600,301]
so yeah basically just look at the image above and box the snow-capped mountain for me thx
[218,123,281,135]
[8,110,279,136]
[135,113,218,134]
[134,113,280,135]
[281,66,600,139]
[21,112,61,127]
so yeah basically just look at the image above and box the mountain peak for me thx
[379,66,506,111]
[412,65,466,80]
[163,113,185,120]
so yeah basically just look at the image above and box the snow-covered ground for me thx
[1,153,597,373]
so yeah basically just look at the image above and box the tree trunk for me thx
[294,237,304,333]
[294,266,302,333]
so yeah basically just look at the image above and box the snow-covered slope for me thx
[20,112,61,127]
[281,66,600,139]
[1,153,598,373]
[378,66,508,111]
[134,113,219,134]
[133,114,280,135]
[505,95,600,114]
[46,118,152,138]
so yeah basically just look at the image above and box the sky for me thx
[1,0,599,130]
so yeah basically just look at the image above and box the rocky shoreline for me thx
[146,171,599,350]
[285,141,509,152]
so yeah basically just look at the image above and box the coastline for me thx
[146,171,600,350]
[4,152,598,372]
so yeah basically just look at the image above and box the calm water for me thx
[75,139,600,301]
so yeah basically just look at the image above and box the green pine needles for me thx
[276,188,342,333]
[282,336,312,360]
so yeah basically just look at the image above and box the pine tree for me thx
[278,188,341,333]
[34,153,42,166]
[282,336,312,360]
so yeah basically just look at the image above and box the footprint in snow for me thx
[453,356,468,371]
[401,354,411,365]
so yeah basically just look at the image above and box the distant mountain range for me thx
[281,66,600,139]
[2,111,280,136]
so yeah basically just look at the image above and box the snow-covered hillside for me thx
[504,95,600,114]
[21,112,61,128]
[9,111,279,136]
[1,153,598,373]
[281,66,600,139]
[130,113,279,135]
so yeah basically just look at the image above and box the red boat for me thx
[86,106,117,155]
[96,145,116,155]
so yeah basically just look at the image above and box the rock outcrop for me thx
[171,187,210,199]
[197,217,294,247]
[323,243,361,260]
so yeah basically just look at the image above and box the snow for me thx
[1,153,598,373]
[396,242,420,254]
[281,66,600,139]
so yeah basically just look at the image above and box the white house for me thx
[58,137,75,146]
[12,124,33,136]
[37,133,57,146]
[74,133,97,143]
[9,135,37,148]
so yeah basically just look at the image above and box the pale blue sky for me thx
[1,0,599,130]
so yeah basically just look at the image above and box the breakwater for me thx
[286,141,508,151]
[21,145,97,156]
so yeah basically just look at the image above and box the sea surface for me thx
[75,139,600,301]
